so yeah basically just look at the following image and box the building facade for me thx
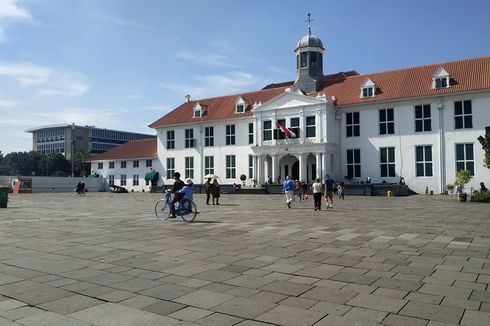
[149,30,490,194]
[89,138,163,192]
[25,124,156,161]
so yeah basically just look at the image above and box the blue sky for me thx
[1,0,490,153]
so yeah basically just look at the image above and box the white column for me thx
[271,155,278,183]
[299,110,305,144]
[316,153,321,180]
[257,155,264,185]
[299,153,306,182]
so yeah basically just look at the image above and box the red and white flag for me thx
[275,121,297,138]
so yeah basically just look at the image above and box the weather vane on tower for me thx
[306,13,313,36]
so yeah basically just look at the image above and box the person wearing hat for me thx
[176,178,194,215]
[178,178,194,200]
[169,172,185,218]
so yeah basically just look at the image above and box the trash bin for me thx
[0,185,8,208]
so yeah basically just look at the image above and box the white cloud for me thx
[0,98,15,107]
[89,12,153,31]
[0,62,90,97]
[127,94,142,99]
[160,71,264,99]
[0,62,51,86]
[0,0,32,42]
[0,0,31,19]
[176,52,240,68]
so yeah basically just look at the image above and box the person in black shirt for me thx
[169,172,185,218]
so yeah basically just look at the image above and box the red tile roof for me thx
[320,56,490,106]
[149,86,289,128]
[149,56,490,128]
[90,138,157,161]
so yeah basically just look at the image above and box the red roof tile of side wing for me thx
[89,138,157,161]
[148,86,289,128]
[320,56,490,106]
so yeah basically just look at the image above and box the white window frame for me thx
[108,175,114,186]
[185,128,194,148]
[133,174,139,186]
[205,126,214,147]
[226,155,236,179]
[166,158,175,180]
[226,125,235,145]
[380,147,396,178]
[415,104,432,132]
[415,145,433,177]
[347,149,361,178]
[120,174,126,186]
[185,156,194,179]
[166,130,175,149]
[346,112,360,137]
[204,156,214,175]
[455,143,475,176]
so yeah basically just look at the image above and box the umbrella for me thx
[204,174,219,179]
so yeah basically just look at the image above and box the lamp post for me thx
[71,123,75,177]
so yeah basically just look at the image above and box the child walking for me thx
[338,181,346,200]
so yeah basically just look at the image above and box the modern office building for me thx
[148,25,490,194]
[25,124,156,161]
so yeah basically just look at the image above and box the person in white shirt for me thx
[311,178,323,211]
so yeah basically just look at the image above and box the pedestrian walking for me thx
[283,176,294,208]
[204,178,212,205]
[338,181,346,200]
[295,180,302,202]
[210,179,220,205]
[324,174,335,209]
[312,178,323,210]
[301,181,308,200]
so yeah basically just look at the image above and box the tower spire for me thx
[306,13,313,36]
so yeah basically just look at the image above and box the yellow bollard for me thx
[387,191,392,197]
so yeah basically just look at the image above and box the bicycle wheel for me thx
[181,200,198,223]
[154,199,169,221]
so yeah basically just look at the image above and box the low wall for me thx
[0,176,107,193]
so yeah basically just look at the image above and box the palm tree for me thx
[76,150,92,177]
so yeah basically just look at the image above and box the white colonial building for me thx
[148,26,490,194]
[89,138,163,192]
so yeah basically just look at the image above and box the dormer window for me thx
[360,78,376,98]
[432,67,450,89]
[193,103,202,118]
[235,97,246,114]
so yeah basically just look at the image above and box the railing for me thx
[261,138,319,146]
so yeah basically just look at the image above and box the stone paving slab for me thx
[0,193,490,325]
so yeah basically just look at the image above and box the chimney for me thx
[184,94,191,102]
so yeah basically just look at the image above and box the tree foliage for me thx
[454,170,472,189]
[76,150,93,177]
[3,151,43,176]
[3,151,70,176]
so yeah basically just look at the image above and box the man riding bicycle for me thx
[169,172,185,218]
[177,178,194,214]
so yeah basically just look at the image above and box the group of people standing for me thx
[283,175,346,211]
[204,178,221,205]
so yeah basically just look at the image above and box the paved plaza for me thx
[0,192,489,325]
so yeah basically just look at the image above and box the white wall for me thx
[339,91,490,193]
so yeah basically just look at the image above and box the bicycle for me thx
[154,190,199,222]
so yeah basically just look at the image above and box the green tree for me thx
[76,150,92,177]
[3,151,43,176]
[40,153,70,176]
[478,126,490,168]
